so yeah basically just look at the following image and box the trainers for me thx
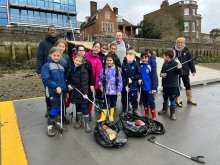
[46,125,56,137]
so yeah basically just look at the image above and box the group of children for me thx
[41,38,186,137]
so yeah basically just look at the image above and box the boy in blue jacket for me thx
[121,50,141,115]
[139,52,158,120]
[41,47,67,136]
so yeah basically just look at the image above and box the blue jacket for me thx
[140,63,158,91]
[36,35,59,74]
[122,59,141,90]
[41,58,67,98]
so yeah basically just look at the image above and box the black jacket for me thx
[36,35,59,74]
[175,46,196,76]
[161,59,181,88]
[69,65,89,104]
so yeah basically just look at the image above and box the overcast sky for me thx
[75,0,220,34]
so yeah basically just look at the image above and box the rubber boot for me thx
[97,109,107,123]
[186,90,197,105]
[151,109,157,120]
[170,106,176,120]
[83,115,92,133]
[73,112,83,128]
[158,104,168,115]
[109,108,115,122]
[144,107,150,117]
[176,96,183,107]
[88,104,93,121]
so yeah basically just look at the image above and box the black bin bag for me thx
[117,113,165,137]
[94,121,128,148]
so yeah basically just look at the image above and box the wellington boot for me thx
[109,108,115,122]
[144,107,150,117]
[97,109,107,123]
[186,90,197,105]
[84,115,92,133]
[170,106,176,120]
[176,96,183,107]
[73,113,83,129]
[158,104,168,115]
[151,109,157,120]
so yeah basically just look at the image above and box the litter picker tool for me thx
[148,136,205,164]
[165,56,197,72]
[103,90,111,122]
[70,84,102,111]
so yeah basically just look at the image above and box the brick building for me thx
[144,0,202,42]
[81,1,137,41]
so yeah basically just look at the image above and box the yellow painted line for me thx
[13,96,44,102]
[0,101,28,165]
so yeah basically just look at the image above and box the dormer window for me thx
[184,8,189,15]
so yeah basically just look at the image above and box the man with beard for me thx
[37,25,59,117]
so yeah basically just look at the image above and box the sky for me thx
[75,0,220,34]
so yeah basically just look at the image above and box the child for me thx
[121,50,141,115]
[41,47,67,136]
[99,42,108,67]
[108,43,121,68]
[139,52,158,120]
[158,49,182,120]
[97,54,123,122]
[68,54,91,133]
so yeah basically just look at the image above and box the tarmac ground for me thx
[1,58,220,165]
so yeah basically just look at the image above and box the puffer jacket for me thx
[99,65,123,95]
[85,51,102,89]
[69,65,89,104]
[41,58,67,98]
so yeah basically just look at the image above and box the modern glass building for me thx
[0,0,77,29]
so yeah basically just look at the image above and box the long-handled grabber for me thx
[165,57,197,72]
[70,84,102,111]
[148,136,205,164]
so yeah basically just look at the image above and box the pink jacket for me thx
[85,51,102,89]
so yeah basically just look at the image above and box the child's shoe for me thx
[46,125,56,137]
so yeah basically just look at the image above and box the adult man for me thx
[110,30,130,63]
[174,37,197,105]
[36,25,59,117]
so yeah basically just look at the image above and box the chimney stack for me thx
[90,1,97,16]
[113,7,118,15]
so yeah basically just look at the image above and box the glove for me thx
[125,86,130,92]
[90,86,95,93]
[128,78,132,84]
[83,94,88,99]
[68,85,73,91]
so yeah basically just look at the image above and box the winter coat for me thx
[175,46,196,76]
[69,65,89,104]
[41,58,67,98]
[161,59,181,88]
[85,51,102,90]
[122,59,141,91]
[140,63,158,91]
[99,65,123,95]
[83,59,95,87]
[36,35,59,74]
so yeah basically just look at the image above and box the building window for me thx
[105,11,110,19]
[102,22,114,33]
[184,22,189,32]
[192,22,195,32]
[192,9,196,15]
[184,8,189,15]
